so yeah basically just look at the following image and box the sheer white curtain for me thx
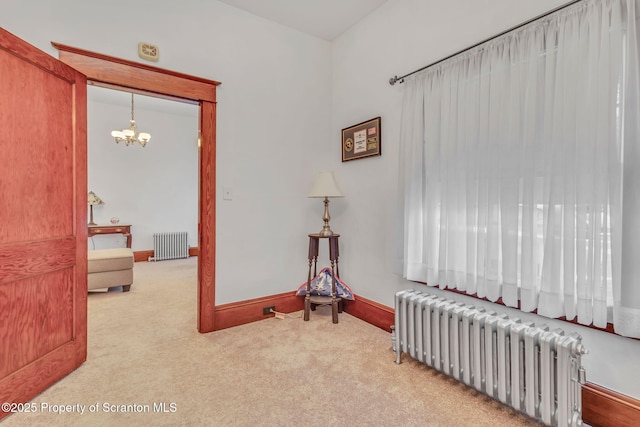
[398,0,640,338]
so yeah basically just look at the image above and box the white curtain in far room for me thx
[397,0,640,338]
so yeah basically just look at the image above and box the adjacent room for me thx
[1,0,639,426]
[86,86,199,254]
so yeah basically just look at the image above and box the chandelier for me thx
[111,93,151,147]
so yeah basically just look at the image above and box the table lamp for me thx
[88,191,105,226]
[308,171,344,236]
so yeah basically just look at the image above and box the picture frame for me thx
[341,116,381,162]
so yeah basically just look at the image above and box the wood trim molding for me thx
[197,101,216,333]
[211,291,394,333]
[133,250,153,263]
[582,382,640,427]
[214,292,304,331]
[343,295,395,333]
[133,248,199,263]
[51,42,220,102]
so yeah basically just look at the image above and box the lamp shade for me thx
[88,191,105,206]
[308,171,344,198]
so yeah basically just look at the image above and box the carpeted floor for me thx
[2,257,542,426]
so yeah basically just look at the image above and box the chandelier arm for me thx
[111,92,150,147]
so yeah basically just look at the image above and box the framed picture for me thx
[342,116,381,162]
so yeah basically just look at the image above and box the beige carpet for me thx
[3,258,541,427]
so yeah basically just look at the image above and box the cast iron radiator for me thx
[394,289,588,427]
[150,232,189,261]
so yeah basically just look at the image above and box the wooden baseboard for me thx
[211,292,394,332]
[343,295,395,332]
[133,250,154,262]
[213,292,304,331]
[582,382,640,427]
[133,247,199,262]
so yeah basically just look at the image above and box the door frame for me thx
[52,42,219,333]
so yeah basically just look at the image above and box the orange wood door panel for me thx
[0,28,87,418]
[0,52,74,242]
[0,269,74,378]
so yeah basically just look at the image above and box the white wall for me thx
[1,0,331,304]
[331,0,640,399]
[87,87,199,251]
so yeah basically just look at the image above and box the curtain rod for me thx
[388,0,583,86]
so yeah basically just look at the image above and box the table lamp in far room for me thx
[308,171,344,237]
[87,191,105,226]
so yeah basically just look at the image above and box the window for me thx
[397,0,640,338]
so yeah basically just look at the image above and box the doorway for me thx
[52,42,220,333]
[87,86,199,254]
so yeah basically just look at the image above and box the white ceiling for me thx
[217,0,389,40]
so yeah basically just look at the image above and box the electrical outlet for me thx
[263,306,275,315]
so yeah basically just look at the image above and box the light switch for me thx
[223,187,233,200]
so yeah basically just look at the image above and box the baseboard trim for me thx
[133,250,153,262]
[211,292,395,332]
[582,382,640,427]
[213,292,304,331]
[343,295,395,333]
[133,247,199,263]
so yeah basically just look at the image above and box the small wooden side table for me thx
[304,233,341,324]
[88,224,132,248]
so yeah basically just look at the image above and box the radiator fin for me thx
[152,232,189,261]
[394,289,587,427]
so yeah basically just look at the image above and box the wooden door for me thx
[0,28,87,417]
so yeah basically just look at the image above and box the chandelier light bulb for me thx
[110,93,151,147]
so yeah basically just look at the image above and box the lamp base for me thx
[318,227,335,237]
[88,205,97,226]
[318,197,337,236]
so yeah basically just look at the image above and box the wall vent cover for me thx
[138,42,159,62]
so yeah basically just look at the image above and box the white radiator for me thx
[150,232,189,261]
[394,289,588,427]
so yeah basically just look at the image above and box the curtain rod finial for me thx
[389,75,405,85]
